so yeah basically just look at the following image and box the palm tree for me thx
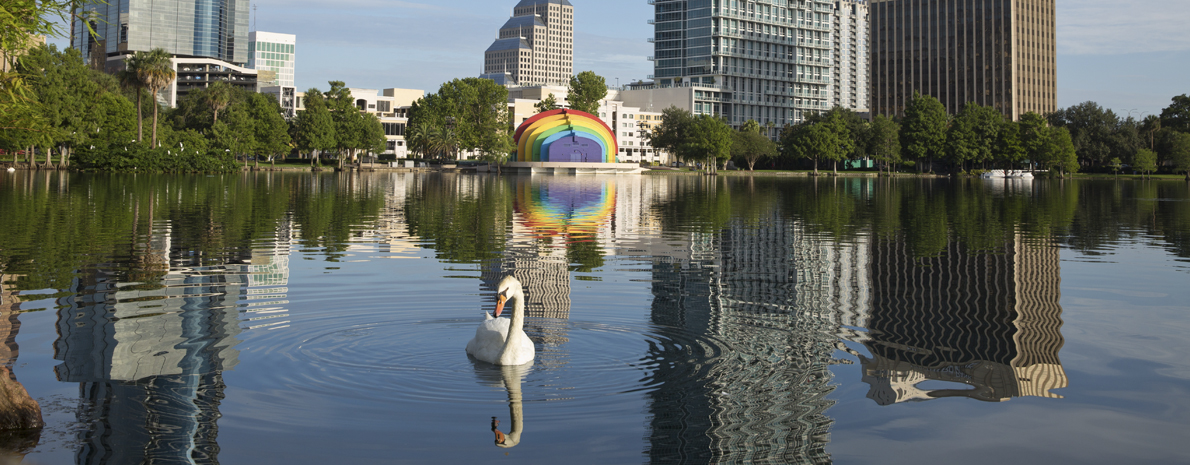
[135,48,176,147]
[427,125,459,160]
[406,123,431,159]
[118,53,146,143]
[204,81,232,126]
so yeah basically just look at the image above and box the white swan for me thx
[5,167,14,173]
[466,276,535,366]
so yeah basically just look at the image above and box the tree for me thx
[1133,148,1157,178]
[820,108,855,174]
[781,121,831,175]
[204,81,233,126]
[534,94,560,113]
[900,92,948,172]
[1168,131,1190,175]
[1160,94,1190,134]
[405,123,432,159]
[409,78,510,160]
[212,103,253,162]
[995,119,1026,170]
[1039,127,1079,177]
[1019,112,1049,172]
[1141,115,1162,150]
[567,71,607,115]
[117,53,146,143]
[132,48,176,148]
[247,93,291,166]
[478,129,515,173]
[945,102,1002,170]
[1,0,86,138]
[644,106,695,164]
[689,115,733,174]
[867,115,901,174]
[731,120,777,171]
[359,113,387,165]
[1048,101,1118,168]
[325,81,361,167]
[293,87,335,165]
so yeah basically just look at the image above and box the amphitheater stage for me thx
[499,162,645,175]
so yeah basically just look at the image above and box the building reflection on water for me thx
[862,234,1067,404]
[53,221,290,464]
[478,176,1070,462]
[642,216,871,464]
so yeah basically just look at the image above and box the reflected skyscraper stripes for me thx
[861,234,1067,404]
[643,217,859,464]
[53,220,290,464]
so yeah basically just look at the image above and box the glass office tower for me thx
[72,0,251,70]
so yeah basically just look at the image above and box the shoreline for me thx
[4,161,1186,180]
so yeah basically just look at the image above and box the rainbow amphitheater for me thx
[506,109,644,175]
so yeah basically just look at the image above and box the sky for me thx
[48,0,1189,117]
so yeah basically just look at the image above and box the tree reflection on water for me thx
[0,172,1186,463]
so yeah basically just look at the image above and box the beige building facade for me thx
[869,0,1057,120]
[484,0,574,87]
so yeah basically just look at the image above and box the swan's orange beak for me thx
[495,294,508,317]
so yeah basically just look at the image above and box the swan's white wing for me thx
[467,317,512,365]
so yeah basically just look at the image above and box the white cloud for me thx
[1057,0,1190,55]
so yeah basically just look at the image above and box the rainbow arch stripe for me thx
[514,109,617,163]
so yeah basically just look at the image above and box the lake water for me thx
[0,171,1188,464]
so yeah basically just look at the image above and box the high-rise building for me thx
[833,0,869,113]
[869,0,1057,120]
[249,31,296,89]
[649,0,838,134]
[483,0,575,87]
[72,1,258,107]
[72,0,251,70]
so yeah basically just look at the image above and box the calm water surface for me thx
[0,172,1187,464]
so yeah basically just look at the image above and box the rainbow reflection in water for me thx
[514,178,616,241]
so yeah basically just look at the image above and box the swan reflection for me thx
[472,361,531,449]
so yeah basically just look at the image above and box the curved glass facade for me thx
[73,0,250,66]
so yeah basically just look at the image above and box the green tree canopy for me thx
[867,114,901,173]
[567,71,607,115]
[1160,94,1190,134]
[293,87,335,164]
[900,92,948,171]
[731,121,777,171]
[1133,148,1158,177]
[1047,101,1119,167]
[534,94,560,113]
[945,102,1002,169]
[408,78,510,160]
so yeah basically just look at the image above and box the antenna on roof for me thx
[253,4,257,31]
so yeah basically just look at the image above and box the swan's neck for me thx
[499,289,526,362]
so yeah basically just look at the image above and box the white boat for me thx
[981,170,1034,179]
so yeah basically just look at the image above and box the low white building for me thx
[169,57,258,108]
[295,87,424,159]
